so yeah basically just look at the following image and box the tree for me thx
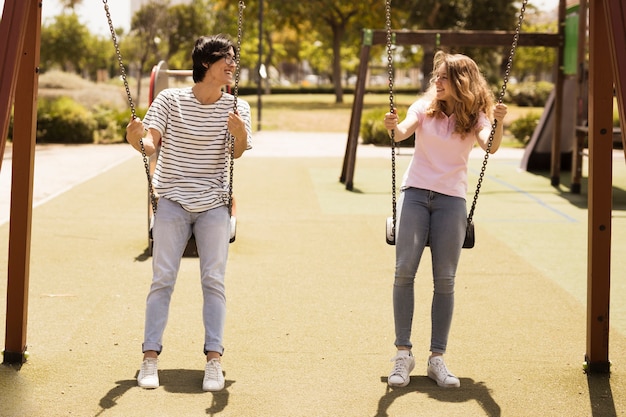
[128,0,170,103]
[40,13,90,73]
[282,1,384,103]
[402,0,517,90]
[508,20,558,82]
[165,0,214,69]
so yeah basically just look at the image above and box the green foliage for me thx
[360,107,414,147]
[509,111,541,145]
[92,105,148,144]
[507,81,553,107]
[504,6,558,82]
[40,13,89,72]
[36,96,97,144]
[36,97,145,144]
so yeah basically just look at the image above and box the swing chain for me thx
[227,1,245,216]
[467,0,527,222]
[102,0,158,217]
[385,0,397,237]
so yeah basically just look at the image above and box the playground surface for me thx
[0,132,626,416]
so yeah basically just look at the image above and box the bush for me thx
[507,81,553,107]
[360,106,414,147]
[36,96,97,143]
[91,105,147,144]
[509,111,541,145]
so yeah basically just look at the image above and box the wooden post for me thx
[585,0,613,373]
[550,0,567,187]
[341,30,372,190]
[2,0,40,365]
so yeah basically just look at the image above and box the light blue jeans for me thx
[143,197,230,356]
[393,187,466,353]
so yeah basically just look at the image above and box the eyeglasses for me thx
[223,54,236,65]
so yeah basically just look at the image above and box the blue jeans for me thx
[393,187,466,353]
[143,197,230,355]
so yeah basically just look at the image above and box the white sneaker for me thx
[427,356,460,388]
[137,358,159,389]
[388,350,415,387]
[203,358,225,392]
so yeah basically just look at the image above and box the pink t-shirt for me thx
[401,99,491,199]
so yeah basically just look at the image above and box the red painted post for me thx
[2,0,40,365]
[585,0,614,373]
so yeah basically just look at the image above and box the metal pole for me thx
[257,0,263,131]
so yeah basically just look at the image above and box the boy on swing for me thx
[126,34,252,391]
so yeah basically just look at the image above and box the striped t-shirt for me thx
[144,87,252,213]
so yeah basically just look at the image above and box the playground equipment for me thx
[520,2,625,194]
[584,0,626,373]
[0,0,40,366]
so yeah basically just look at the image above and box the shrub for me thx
[509,111,541,145]
[91,105,147,144]
[507,81,553,107]
[36,96,97,143]
[360,106,414,147]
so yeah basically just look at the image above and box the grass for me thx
[240,93,419,132]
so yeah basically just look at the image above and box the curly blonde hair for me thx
[425,51,494,138]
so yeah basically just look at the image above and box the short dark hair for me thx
[191,34,235,83]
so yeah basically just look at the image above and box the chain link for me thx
[227,1,245,216]
[102,0,157,216]
[385,0,397,239]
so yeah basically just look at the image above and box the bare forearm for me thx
[126,133,155,156]
[232,134,247,158]
[389,126,413,142]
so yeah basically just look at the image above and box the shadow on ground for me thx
[375,376,500,417]
[96,370,234,416]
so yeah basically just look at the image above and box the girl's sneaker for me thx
[388,350,415,387]
[427,356,460,388]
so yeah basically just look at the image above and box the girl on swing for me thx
[383,51,507,388]
[125,34,252,391]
